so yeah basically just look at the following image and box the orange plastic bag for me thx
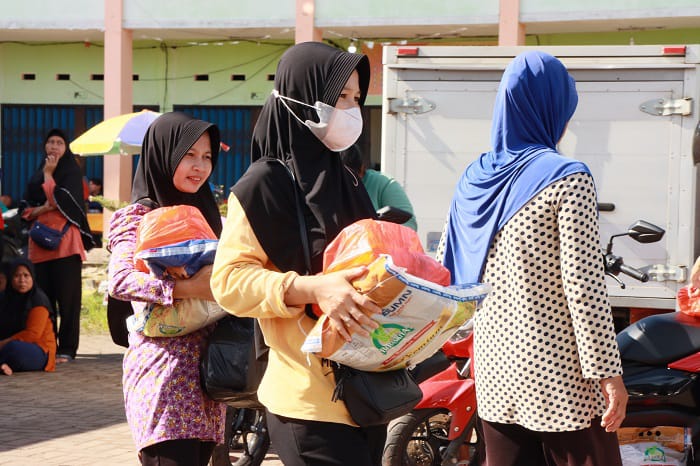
[134,205,216,274]
[323,219,450,286]
[677,285,700,317]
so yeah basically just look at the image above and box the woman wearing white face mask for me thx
[211,42,386,465]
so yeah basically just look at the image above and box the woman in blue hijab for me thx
[441,51,626,465]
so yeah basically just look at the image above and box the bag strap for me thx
[277,161,316,321]
[251,160,315,362]
[60,220,71,234]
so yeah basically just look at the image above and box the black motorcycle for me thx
[612,221,700,464]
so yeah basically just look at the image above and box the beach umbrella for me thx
[70,109,162,156]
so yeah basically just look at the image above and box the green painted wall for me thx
[0,41,290,110]
[1,29,699,109]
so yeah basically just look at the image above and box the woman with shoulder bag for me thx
[107,112,226,466]
[22,129,95,363]
[211,42,386,466]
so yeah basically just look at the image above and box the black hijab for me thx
[234,42,375,274]
[0,258,53,340]
[24,129,95,251]
[131,112,222,236]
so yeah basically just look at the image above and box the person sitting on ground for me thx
[340,143,418,230]
[0,258,56,375]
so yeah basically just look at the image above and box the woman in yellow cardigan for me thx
[211,42,385,465]
[0,258,56,374]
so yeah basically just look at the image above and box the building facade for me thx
[1,0,699,202]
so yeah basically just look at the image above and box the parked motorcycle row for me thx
[214,218,700,466]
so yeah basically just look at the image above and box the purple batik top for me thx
[108,203,225,450]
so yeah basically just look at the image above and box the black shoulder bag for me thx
[285,164,422,427]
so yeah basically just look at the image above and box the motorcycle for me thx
[383,219,669,466]
[383,320,478,466]
[210,406,270,466]
[1,207,29,261]
[209,205,416,466]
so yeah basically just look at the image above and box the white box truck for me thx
[381,44,700,325]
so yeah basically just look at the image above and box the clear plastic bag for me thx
[677,286,700,317]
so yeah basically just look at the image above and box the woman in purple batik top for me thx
[107,112,225,466]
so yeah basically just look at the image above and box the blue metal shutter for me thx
[173,105,255,194]
[1,105,79,204]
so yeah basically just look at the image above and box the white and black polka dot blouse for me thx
[474,173,622,432]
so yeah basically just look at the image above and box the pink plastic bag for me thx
[323,219,450,286]
[134,205,216,274]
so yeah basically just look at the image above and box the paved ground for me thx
[0,334,283,466]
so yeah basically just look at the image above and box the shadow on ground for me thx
[0,351,126,451]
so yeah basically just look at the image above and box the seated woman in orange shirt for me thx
[0,258,56,375]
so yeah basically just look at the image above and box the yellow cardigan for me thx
[211,195,355,425]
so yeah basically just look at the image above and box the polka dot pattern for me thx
[474,173,622,432]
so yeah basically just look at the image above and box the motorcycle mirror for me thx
[627,220,665,244]
[693,120,700,165]
[376,206,412,224]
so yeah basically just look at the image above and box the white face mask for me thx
[272,89,363,152]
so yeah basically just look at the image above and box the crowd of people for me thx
[1,43,650,466]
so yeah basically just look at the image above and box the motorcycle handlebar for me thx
[619,263,649,283]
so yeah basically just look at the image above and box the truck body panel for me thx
[381,45,700,311]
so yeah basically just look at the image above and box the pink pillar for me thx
[103,0,133,211]
[295,0,323,43]
[499,0,526,46]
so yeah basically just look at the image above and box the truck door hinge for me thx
[388,96,436,115]
[639,264,687,282]
[639,97,692,116]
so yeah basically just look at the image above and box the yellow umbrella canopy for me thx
[70,110,162,156]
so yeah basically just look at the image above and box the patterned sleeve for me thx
[107,203,175,306]
[556,173,622,379]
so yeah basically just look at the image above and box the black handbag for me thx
[199,315,267,408]
[107,296,134,348]
[331,363,422,426]
[29,220,70,250]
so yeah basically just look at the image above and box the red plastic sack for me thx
[677,285,700,317]
[134,205,216,274]
[323,219,450,286]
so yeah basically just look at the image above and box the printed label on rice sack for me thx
[301,255,490,371]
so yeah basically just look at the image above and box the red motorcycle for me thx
[382,320,480,466]
[383,219,669,466]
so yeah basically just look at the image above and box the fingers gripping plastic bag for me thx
[301,220,490,372]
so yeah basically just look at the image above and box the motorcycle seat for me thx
[617,312,700,365]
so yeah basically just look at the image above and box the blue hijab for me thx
[442,51,591,284]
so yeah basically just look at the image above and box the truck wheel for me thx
[382,408,480,466]
[210,406,270,466]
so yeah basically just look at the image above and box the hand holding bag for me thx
[284,162,422,427]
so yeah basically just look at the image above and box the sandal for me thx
[56,354,74,364]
